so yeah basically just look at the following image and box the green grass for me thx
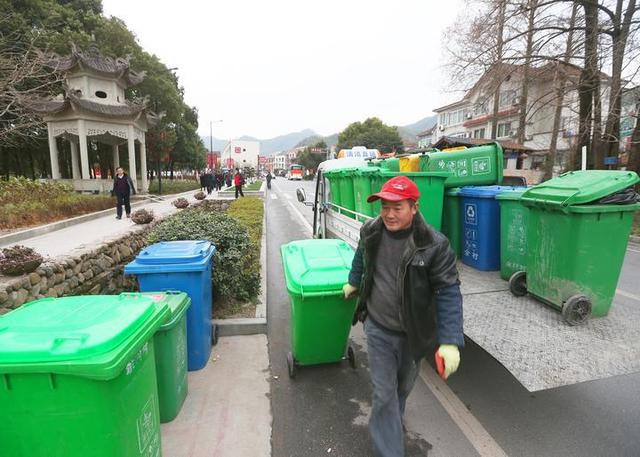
[148,179,200,195]
[243,180,263,191]
[0,177,113,230]
[227,197,264,247]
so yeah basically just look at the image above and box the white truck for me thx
[295,158,640,392]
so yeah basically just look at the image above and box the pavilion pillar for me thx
[77,119,90,180]
[69,139,80,180]
[127,125,138,192]
[140,134,148,193]
[112,144,120,171]
[47,124,61,179]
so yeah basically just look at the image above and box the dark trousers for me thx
[235,185,244,198]
[116,193,131,218]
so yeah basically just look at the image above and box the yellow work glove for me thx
[435,344,460,380]
[342,283,358,300]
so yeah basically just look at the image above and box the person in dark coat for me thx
[266,171,273,189]
[343,175,463,457]
[225,173,232,188]
[199,171,206,192]
[111,167,136,219]
[204,169,214,194]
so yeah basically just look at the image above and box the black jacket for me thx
[112,174,136,196]
[348,213,464,359]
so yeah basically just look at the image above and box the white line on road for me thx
[270,194,278,200]
[274,188,313,234]
[419,364,509,457]
[616,288,640,302]
[284,193,292,200]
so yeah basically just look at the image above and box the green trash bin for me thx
[379,157,400,171]
[0,294,170,457]
[512,170,640,324]
[496,188,529,280]
[323,169,342,207]
[140,291,191,423]
[337,168,357,219]
[281,239,358,378]
[442,187,462,258]
[426,143,504,188]
[353,167,380,221]
[380,171,450,231]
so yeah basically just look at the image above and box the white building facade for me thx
[222,140,260,169]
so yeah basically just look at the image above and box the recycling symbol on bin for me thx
[466,205,475,219]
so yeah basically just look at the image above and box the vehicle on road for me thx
[287,164,304,180]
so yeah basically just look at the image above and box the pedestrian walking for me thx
[234,168,245,199]
[343,175,463,457]
[199,171,206,192]
[225,173,232,188]
[111,167,136,220]
[205,169,214,195]
[266,171,272,190]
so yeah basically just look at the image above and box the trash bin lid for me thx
[281,239,354,296]
[0,294,169,378]
[125,240,215,274]
[445,187,462,197]
[459,185,521,199]
[355,167,380,175]
[521,170,639,207]
[495,188,528,201]
[139,291,191,331]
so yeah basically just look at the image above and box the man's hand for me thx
[342,283,358,300]
[435,344,460,380]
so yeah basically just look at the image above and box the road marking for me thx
[277,189,313,234]
[270,194,278,200]
[284,193,292,200]
[616,288,640,302]
[419,364,509,457]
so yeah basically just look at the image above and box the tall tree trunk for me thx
[603,0,637,162]
[546,4,578,179]
[491,0,507,139]
[518,0,538,145]
[575,2,599,170]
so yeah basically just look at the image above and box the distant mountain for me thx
[200,116,438,155]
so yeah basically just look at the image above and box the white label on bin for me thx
[126,342,150,376]
[176,327,187,378]
[464,204,477,226]
[472,157,491,175]
[137,395,160,456]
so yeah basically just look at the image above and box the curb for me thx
[0,190,197,247]
[213,196,268,336]
[630,235,640,247]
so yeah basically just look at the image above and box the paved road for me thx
[270,177,640,457]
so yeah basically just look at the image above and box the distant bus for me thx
[287,164,304,180]
[337,146,380,159]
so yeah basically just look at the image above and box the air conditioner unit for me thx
[438,124,445,131]
[466,113,473,120]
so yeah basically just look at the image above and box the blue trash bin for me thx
[458,186,521,271]
[125,240,216,371]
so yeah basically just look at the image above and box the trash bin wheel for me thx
[509,271,527,297]
[211,324,219,346]
[347,346,356,369]
[286,352,297,379]
[562,295,592,326]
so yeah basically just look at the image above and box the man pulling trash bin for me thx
[343,175,464,457]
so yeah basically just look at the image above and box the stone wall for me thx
[0,224,157,315]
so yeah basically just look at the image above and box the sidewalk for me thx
[0,190,201,259]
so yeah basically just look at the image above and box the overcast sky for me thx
[102,0,464,139]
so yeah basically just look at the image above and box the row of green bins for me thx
[380,170,450,231]
[510,170,640,325]
[338,168,357,219]
[441,188,462,257]
[323,169,342,207]
[425,143,504,188]
[281,239,358,378]
[0,293,172,457]
[496,189,529,280]
[143,291,191,423]
[379,157,400,172]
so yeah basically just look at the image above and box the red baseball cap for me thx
[367,175,420,203]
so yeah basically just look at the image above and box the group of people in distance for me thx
[199,169,229,195]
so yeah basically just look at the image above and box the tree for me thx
[336,117,404,154]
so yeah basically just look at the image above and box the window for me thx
[442,109,467,126]
[473,102,488,116]
[473,128,486,139]
[95,91,107,99]
[497,122,512,138]
[499,90,516,108]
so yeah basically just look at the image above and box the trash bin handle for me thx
[523,185,581,207]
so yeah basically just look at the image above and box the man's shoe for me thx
[126,213,131,218]
[116,216,122,220]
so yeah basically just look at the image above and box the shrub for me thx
[131,209,154,224]
[0,245,43,276]
[147,209,260,302]
[194,191,206,200]
[172,198,189,209]
[148,179,200,195]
